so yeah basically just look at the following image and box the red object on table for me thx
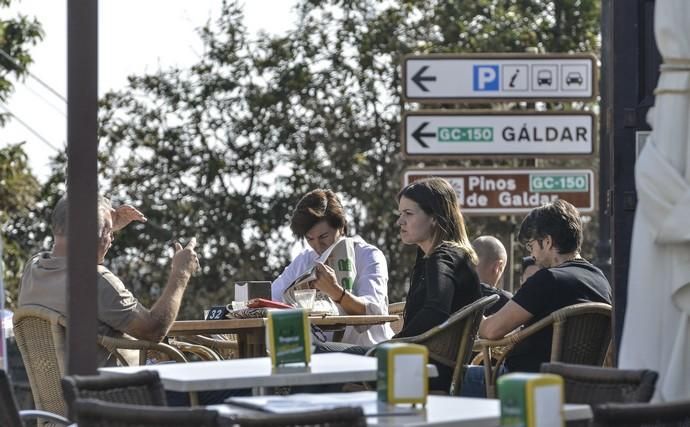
[246,298,293,309]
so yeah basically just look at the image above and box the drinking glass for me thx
[293,289,316,310]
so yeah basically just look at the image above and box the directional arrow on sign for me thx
[402,111,595,157]
[411,66,437,92]
[411,122,435,148]
[403,53,597,102]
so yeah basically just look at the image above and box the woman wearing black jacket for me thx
[394,177,481,390]
[395,177,481,339]
[316,177,480,393]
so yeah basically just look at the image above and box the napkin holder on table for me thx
[266,309,311,368]
[498,372,564,427]
[234,281,272,301]
[376,343,428,406]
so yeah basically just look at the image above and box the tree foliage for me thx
[0,0,43,125]
[0,1,43,307]
[13,0,600,317]
[0,143,41,306]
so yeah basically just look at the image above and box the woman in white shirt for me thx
[271,189,393,346]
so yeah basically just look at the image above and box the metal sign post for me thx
[403,53,597,102]
[403,169,596,215]
[402,110,595,157]
[0,234,5,371]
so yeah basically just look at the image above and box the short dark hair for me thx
[290,189,348,239]
[517,199,582,254]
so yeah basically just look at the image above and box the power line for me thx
[0,104,61,152]
[0,47,67,103]
[18,80,67,117]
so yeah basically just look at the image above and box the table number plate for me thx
[205,306,229,320]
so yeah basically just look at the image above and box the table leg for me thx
[332,329,345,342]
[189,391,199,406]
[251,386,268,395]
[238,328,266,358]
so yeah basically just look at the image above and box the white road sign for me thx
[403,111,595,157]
[403,53,596,102]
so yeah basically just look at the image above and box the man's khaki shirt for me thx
[18,252,144,366]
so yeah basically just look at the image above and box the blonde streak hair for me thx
[429,199,478,266]
[454,210,478,266]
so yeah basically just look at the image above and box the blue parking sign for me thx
[473,65,499,91]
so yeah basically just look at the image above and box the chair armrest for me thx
[20,409,72,425]
[98,335,188,364]
[169,338,222,361]
[363,336,418,357]
[476,315,555,348]
[171,334,239,359]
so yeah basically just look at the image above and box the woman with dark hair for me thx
[395,177,481,339]
[271,189,393,345]
[316,178,481,393]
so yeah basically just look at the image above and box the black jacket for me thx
[397,243,481,338]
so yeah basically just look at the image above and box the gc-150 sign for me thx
[403,169,595,215]
[403,111,594,157]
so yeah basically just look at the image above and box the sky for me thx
[2,0,298,181]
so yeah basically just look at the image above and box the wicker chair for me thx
[475,302,612,398]
[387,301,405,335]
[61,370,167,420]
[591,400,690,427]
[367,294,499,396]
[0,369,71,427]
[71,398,230,427]
[540,362,658,405]
[12,305,188,422]
[167,338,223,361]
[230,407,367,427]
[176,334,239,359]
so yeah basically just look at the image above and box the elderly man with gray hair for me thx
[472,235,512,315]
[18,195,199,367]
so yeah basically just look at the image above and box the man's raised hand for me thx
[111,204,147,231]
[172,237,200,278]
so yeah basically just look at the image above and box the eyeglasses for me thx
[525,239,541,252]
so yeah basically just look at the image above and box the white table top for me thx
[99,353,438,392]
[214,391,593,427]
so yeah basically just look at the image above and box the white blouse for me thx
[271,236,394,346]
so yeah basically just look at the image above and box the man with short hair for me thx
[472,235,512,315]
[19,195,199,367]
[461,200,612,397]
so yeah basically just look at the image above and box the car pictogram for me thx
[537,70,553,86]
[566,71,584,85]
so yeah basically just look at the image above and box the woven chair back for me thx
[541,362,658,405]
[414,294,498,396]
[550,302,612,366]
[13,305,68,420]
[230,406,366,427]
[420,295,498,369]
[61,370,167,420]
[72,398,227,427]
[592,400,690,427]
